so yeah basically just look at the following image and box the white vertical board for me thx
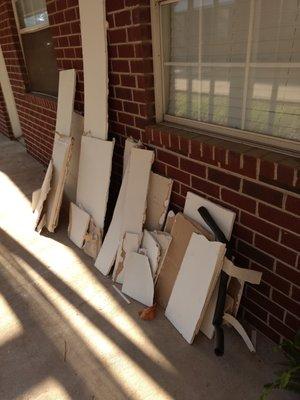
[122,252,154,307]
[165,233,226,344]
[184,191,236,241]
[76,136,114,230]
[95,148,154,275]
[78,0,108,139]
[0,46,22,138]
[55,69,76,136]
[123,137,143,177]
[45,134,73,232]
[68,202,90,248]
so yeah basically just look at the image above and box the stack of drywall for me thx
[32,69,76,233]
[68,0,114,253]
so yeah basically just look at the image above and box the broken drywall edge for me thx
[223,313,255,353]
[76,136,114,230]
[113,232,141,284]
[0,46,22,138]
[151,231,172,283]
[83,219,102,259]
[164,210,175,233]
[123,136,143,177]
[122,252,154,307]
[55,69,76,137]
[184,191,236,241]
[33,159,53,230]
[145,173,173,231]
[68,202,90,248]
[141,230,161,277]
[79,0,108,139]
[32,189,41,211]
[95,148,154,275]
[165,233,226,344]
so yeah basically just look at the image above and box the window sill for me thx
[23,91,57,110]
[144,123,299,194]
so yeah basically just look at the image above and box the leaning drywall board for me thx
[55,69,76,136]
[184,191,236,240]
[145,173,173,231]
[165,233,226,344]
[78,0,108,139]
[68,202,90,248]
[45,134,73,232]
[113,232,140,284]
[0,46,22,138]
[95,148,153,275]
[123,137,143,177]
[76,136,114,230]
[33,159,53,230]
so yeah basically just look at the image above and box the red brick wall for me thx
[0,0,298,344]
[0,87,13,138]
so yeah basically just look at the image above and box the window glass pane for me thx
[21,28,59,96]
[161,0,300,142]
[16,0,48,29]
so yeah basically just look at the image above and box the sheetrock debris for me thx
[95,148,154,275]
[122,252,154,307]
[113,232,141,284]
[32,160,53,230]
[68,202,90,248]
[83,219,102,259]
[145,173,173,231]
[164,210,175,233]
[141,230,161,277]
[165,233,226,344]
[150,231,172,283]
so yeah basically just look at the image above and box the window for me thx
[12,0,59,97]
[151,0,300,152]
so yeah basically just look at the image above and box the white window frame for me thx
[150,0,300,155]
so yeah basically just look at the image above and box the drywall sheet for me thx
[56,69,76,136]
[45,134,73,232]
[83,219,102,259]
[32,189,41,211]
[33,160,53,230]
[76,136,114,230]
[78,0,108,139]
[151,231,172,283]
[165,233,226,344]
[68,202,90,248]
[95,148,154,275]
[184,191,236,241]
[122,252,154,307]
[156,213,213,309]
[0,46,22,138]
[113,232,140,284]
[141,230,160,277]
[145,173,173,231]
[123,137,143,177]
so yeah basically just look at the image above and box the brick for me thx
[115,87,132,100]
[120,74,136,87]
[208,168,240,191]
[285,312,299,331]
[167,166,190,185]
[157,149,178,167]
[170,192,185,209]
[130,59,153,74]
[180,158,206,177]
[191,176,220,198]
[277,164,294,188]
[111,60,130,73]
[259,203,300,235]
[118,44,135,58]
[222,188,256,213]
[242,180,283,207]
[107,0,124,12]
[118,112,134,125]
[246,287,284,319]
[152,160,166,176]
[281,230,300,253]
[108,28,127,44]
[242,155,257,179]
[123,101,139,114]
[241,297,268,321]
[272,290,300,316]
[286,195,300,215]
[276,262,300,287]
[292,286,300,302]
[132,7,151,24]
[238,241,274,269]
[244,311,280,344]
[269,316,295,340]
[232,224,253,244]
[114,10,131,26]
[240,212,279,241]
[255,234,297,266]
[252,263,291,295]
[127,25,152,42]
[259,160,275,180]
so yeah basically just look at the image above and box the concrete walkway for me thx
[0,134,295,400]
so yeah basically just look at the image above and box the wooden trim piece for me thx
[56,69,76,137]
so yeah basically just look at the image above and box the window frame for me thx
[150,0,300,155]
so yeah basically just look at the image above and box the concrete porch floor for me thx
[0,134,295,400]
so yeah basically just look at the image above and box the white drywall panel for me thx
[113,232,140,284]
[33,159,53,230]
[0,46,22,138]
[55,69,76,136]
[78,0,108,139]
[141,230,160,277]
[165,233,226,344]
[122,252,154,307]
[68,202,90,248]
[184,191,236,241]
[76,136,114,230]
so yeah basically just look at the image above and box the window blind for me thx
[162,0,300,141]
